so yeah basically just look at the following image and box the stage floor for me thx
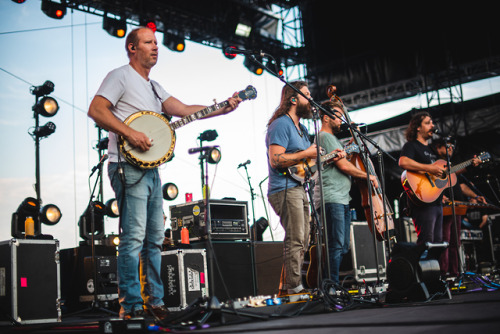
[2,283,500,334]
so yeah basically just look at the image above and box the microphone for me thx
[90,154,108,177]
[238,160,251,169]
[433,128,440,134]
[188,146,218,154]
[224,47,265,56]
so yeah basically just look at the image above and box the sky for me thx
[1,1,500,250]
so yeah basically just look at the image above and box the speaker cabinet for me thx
[192,241,255,301]
[253,242,283,295]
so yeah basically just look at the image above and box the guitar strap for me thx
[150,81,172,121]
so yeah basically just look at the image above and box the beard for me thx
[296,100,312,119]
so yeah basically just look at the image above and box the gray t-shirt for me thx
[95,64,171,162]
[314,131,351,206]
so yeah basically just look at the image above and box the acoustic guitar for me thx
[401,152,490,204]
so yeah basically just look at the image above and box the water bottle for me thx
[25,216,35,238]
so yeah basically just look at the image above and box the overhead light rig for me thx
[54,0,306,75]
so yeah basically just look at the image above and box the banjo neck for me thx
[170,101,230,131]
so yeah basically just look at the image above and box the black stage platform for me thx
[2,281,500,334]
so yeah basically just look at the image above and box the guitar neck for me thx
[449,158,474,175]
[170,100,229,130]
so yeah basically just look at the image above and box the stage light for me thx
[253,217,269,241]
[33,121,56,138]
[235,23,252,37]
[40,204,62,225]
[244,55,264,75]
[207,147,221,164]
[41,0,66,20]
[141,19,157,32]
[104,234,120,247]
[199,129,218,142]
[96,137,109,151]
[79,201,106,241]
[105,198,119,218]
[163,183,179,201]
[12,0,27,3]
[11,197,41,238]
[163,32,185,52]
[223,46,238,60]
[33,96,59,117]
[103,15,127,38]
[30,80,54,97]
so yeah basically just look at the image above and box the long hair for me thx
[405,111,431,141]
[267,81,308,127]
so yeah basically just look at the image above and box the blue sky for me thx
[1,1,499,249]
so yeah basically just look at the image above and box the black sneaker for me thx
[145,305,170,322]
[122,308,146,320]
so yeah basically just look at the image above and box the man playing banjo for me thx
[88,26,241,321]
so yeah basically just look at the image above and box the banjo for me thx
[119,85,257,169]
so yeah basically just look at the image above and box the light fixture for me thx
[222,46,238,60]
[104,234,120,247]
[244,55,264,75]
[12,0,27,3]
[41,0,66,20]
[33,96,59,117]
[163,32,185,52]
[141,18,157,32]
[162,183,179,201]
[235,23,252,37]
[105,198,119,218]
[199,129,218,142]
[253,217,269,241]
[96,137,109,151]
[11,197,40,238]
[207,147,221,164]
[40,204,62,225]
[79,201,106,241]
[30,80,55,97]
[34,121,56,138]
[103,14,127,38]
[11,197,62,238]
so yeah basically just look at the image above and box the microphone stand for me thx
[240,163,257,241]
[444,141,464,279]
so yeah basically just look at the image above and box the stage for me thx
[2,280,500,334]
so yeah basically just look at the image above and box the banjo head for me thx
[119,111,176,169]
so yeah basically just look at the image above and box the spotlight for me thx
[34,121,56,138]
[11,197,40,238]
[223,46,238,60]
[40,204,62,225]
[103,15,127,38]
[33,96,59,117]
[104,234,120,247]
[244,55,264,75]
[30,80,54,97]
[105,198,119,218]
[199,129,218,142]
[235,23,252,37]
[96,137,109,151]
[253,217,269,241]
[207,147,221,164]
[141,19,157,32]
[163,32,185,52]
[162,183,179,201]
[12,0,27,3]
[79,201,106,241]
[41,0,66,20]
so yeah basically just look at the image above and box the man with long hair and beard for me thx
[266,81,343,296]
[399,111,446,245]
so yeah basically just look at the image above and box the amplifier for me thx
[169,199,249,242]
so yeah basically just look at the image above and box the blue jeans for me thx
[324,203,351,283]
[108,162,165,315]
